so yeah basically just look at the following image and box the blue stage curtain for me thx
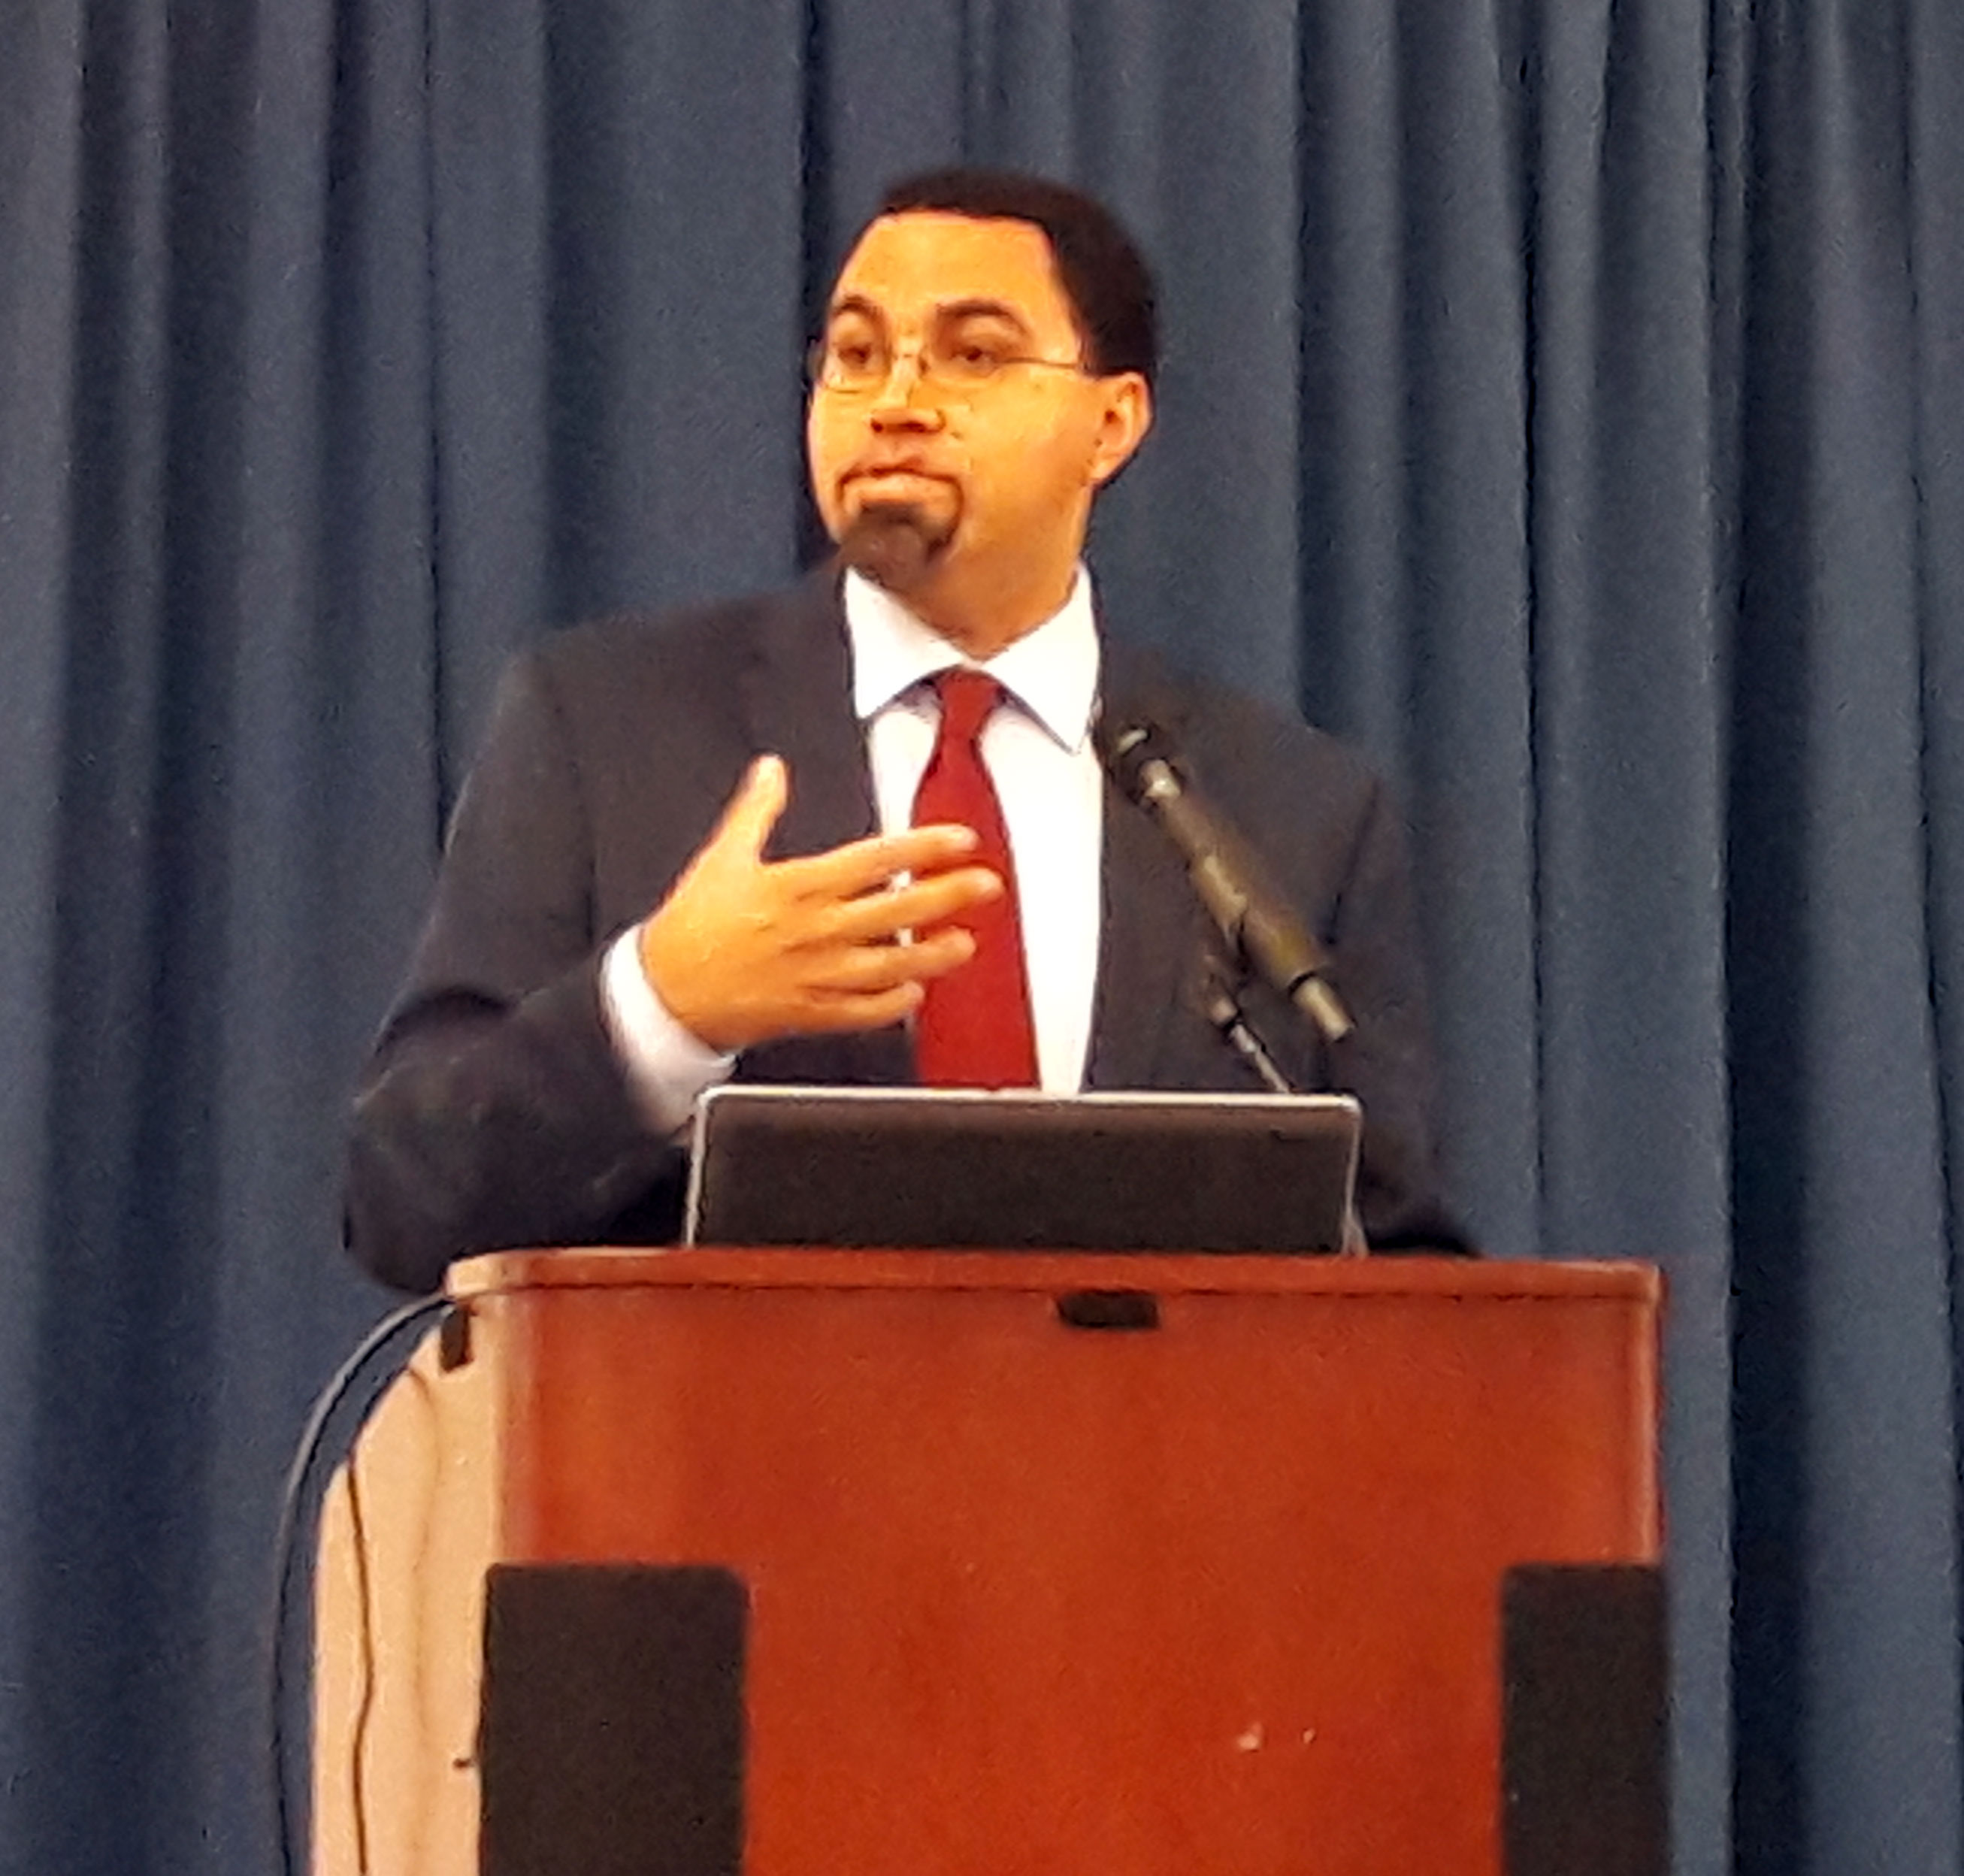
[1,1,1959,1869]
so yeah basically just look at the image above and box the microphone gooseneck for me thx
[1097,718,1354,1045]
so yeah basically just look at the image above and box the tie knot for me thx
[932,668,1003,746]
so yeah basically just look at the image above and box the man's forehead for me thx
[828,211,1070,322]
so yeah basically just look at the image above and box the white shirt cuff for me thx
[600,925,737,1135]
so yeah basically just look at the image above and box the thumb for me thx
[711,753,789,861]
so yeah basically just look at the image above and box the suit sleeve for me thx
[343,653,685,1292]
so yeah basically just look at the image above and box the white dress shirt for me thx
[601,570,1105,1129]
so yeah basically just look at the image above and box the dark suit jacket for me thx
[346,576,1464,1292]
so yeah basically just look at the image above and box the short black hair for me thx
[870,168,1159,389]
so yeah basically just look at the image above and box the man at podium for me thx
[344,168,1463,1294]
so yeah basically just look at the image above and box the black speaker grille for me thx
[1501,1563,1667,1876]
[479,1563,747,1876]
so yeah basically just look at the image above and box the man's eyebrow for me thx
[934,298,1032,331]
[822,293,1033,331]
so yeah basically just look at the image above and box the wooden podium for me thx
[313,1249,1660,1876]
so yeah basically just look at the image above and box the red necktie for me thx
[911,670,1039,1088]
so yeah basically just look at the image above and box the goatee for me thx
[838,501,953,596]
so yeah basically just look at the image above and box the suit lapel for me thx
[1084,642,1203,1090]
[735,574,915,1086]
[739,573,879,858]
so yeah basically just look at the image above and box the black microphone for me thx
[1097,717,1354,1045]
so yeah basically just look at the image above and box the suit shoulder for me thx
[1104,640,1383,810]
[524,585,815,705]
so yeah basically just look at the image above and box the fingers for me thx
[821,864,1003,945]
[707,764,973,894]
[637,758,1010,1052]
[783,981,929,1034]
[798,924,977,994]
[708,754,789,863]
[769,926,977,1033]
[782,820,982,899]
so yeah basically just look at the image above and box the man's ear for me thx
[1088,373,1153,488]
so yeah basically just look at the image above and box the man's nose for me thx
[869,399,945,433]
[867,349,946,429]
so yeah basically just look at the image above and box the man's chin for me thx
[837,501,954,596]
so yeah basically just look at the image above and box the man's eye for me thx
[831,340,879,373]
[943,340,1006,377]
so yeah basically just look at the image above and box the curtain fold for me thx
[1726,8,1963,1871]
[0,3,86,1847]
[1,2,1959,1870]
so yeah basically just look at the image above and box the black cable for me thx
[343,1451,375,1876]
[268,1297,450,1876]
[340,1360,443,1876]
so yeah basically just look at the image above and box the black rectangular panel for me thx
[1502,1563,1667,1876]
[479,1563,746,1876]
[687,1085,1363,1254]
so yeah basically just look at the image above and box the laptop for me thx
[683,1085,1365,1255]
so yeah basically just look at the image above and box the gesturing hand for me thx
[637,755,1003,1053]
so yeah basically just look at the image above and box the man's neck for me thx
[891,564,1081,661]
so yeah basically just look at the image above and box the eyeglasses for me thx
[807,333,1088,398]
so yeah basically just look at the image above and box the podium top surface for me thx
[448,1246,1661,1306]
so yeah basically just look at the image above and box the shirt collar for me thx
[843,567,1100,754]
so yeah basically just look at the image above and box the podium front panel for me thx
[453,1250,1660,1876]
